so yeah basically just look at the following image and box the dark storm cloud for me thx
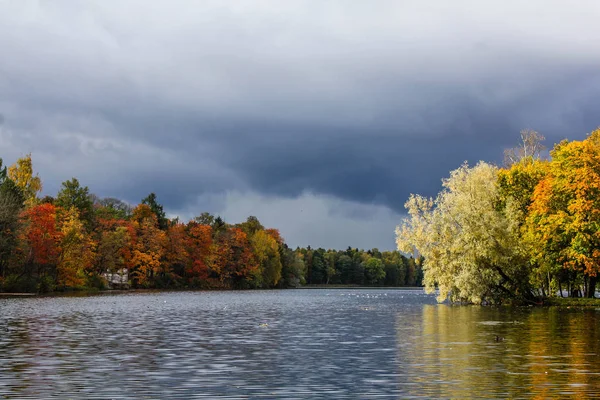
[1,0,600,247]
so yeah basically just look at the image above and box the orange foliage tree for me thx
[129,204,166,287]
[164,222,190,284]
[210,227,258,288]
[527,129,600,297]
[185,222,213,286]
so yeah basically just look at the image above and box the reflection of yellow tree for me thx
[401,305,600,398]
[524,310,554,399]
[523,309,600,399]
[564,311,599,399]
[403,305,515,398]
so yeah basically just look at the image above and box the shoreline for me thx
[298,285,425,290]
[0,292,37,297]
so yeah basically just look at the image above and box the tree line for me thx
[397,128,600,304]
[0,154,422,293]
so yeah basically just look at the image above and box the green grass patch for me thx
[543,297,600,307]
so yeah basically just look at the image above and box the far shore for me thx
[299,285,425,290]
[0,293,37,297]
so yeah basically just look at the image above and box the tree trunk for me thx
[587,275,597,298]
[558,280,564,298]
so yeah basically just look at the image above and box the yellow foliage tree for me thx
[8,154,42,207]
[58,207,96,288]
[251,229,282,288]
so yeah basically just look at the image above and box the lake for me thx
[1,289,599,399]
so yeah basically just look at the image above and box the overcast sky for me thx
[1,1,599,249]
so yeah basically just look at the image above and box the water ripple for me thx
[0,290,599,398]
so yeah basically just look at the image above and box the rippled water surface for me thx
[1,289,600,399]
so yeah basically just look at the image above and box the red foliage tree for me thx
[19,203,62,275]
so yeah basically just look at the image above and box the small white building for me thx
[102,269,129,289]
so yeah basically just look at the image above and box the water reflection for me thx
[400,304,600,398]
[0,290,599,398]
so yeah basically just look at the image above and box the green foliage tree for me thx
[382,251,406,286]
[336,254,353,284]
[311,249,327,284]
[141,193,168,230]
[95,197,132,220]
[280,246,305,287]
[325,251,337,284]
[194,212,215,226]
[363,257,385,285]
[56,178,95,229]
[237,215,264,237]
[0,159,24,277]
[211,216,227,237]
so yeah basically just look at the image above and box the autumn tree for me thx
[19,203,62,279]
[129,204,167,287]
[498,158,548,216]
[251,229,282,288]
[210,227,258,288]
[185,222,213,286]
[527,129,600,298]
[163,222,190,286]
[8,153,42,206]
[96,226,130,276]
[57,207,96,288]
[396,162,534,304]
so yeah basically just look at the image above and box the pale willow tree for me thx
[396,162,533,304]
